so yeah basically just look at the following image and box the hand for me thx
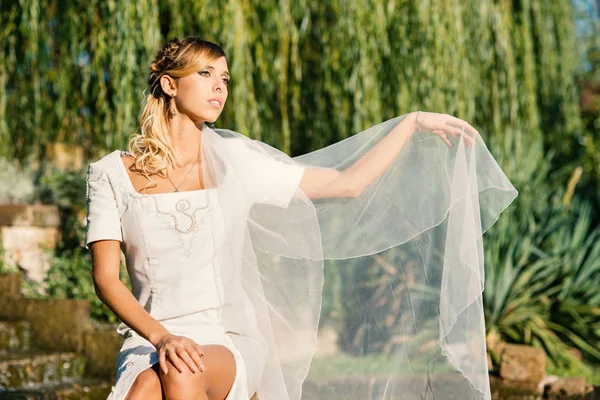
[154,332,205,375]
[413,111,479,147]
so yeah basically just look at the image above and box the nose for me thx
[213,78,225,92]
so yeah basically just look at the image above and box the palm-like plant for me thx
[483,131,600,368]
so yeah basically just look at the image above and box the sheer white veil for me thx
[199,113,517,400]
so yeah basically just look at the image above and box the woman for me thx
[86,37,517,400]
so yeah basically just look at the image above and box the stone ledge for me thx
[0,272,124,380]
[0,297,92,353]
[490,375,542,400]
[0,204,60,228]
[0,225,60,284]
[544,377,595,400]
[0,273,22,299]
[83,323,123,379]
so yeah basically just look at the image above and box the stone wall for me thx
[491,343,599,399]
[0,272,122,379]
[0,204,60,284]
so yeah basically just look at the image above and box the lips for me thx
[208,98,223,108]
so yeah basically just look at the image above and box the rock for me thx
[0,297,92,353]
[544,377,587,399]
[0,205,61,285]
[539,375,559,394]
[584,384,596,400]
[489,375,541,400]
[0,205,60,228]
[82,325,123,379]
[499,343,546,385]
[0,226,60,285]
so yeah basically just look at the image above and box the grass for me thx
[307,353,454,382]
[546,360,600,385]
[307,352,600,386]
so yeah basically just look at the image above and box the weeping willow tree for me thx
[0,0,583,162]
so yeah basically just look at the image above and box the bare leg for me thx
[124,364,163,400]
[159,344,236,400]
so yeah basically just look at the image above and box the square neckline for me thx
[115,150,217,197]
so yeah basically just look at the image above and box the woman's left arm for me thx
[298,112,478,199]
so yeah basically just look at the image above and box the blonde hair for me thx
[128,37,226,178]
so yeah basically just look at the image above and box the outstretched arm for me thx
[298,112,478,199]
[298,113,417,199]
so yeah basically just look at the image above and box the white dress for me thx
[84,145,306,400]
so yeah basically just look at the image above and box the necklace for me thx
[167,140,202,192]
[167,159,198,192]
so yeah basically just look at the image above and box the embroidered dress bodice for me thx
[85,150,227,336]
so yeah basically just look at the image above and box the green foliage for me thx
[0,157,37,204]
[37,167,89,250]
[0,0,584,159]
[0,248,18,274]
[483,131,600,369]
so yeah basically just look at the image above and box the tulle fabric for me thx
[199,114,517,400]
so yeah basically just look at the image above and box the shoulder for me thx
[212,134,255,165]
[87,150,125,179]
[86,150,129,205]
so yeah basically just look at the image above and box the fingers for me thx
[419,113,478,147]
[432,130,453,147]
[447,116,479,137]
[441,124,460,139]
[188,346,205,373]
[159,349,168,375]
[193,343,206,370]
[193,343,205,358]
[161,339,206,375]
[176,346,200,373]
[437,121,474,146]
[167,348,187,373]
[446,124,474,146]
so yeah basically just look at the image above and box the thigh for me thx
[125,364,163,400]
[203,345,237,400]
[159,344,236,400]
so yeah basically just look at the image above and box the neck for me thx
[167,114,205,165]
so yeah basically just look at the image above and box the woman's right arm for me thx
[85,161,205,374]
[89,239,168,345]
[90,238,206,375]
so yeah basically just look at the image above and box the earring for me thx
[169,93,178,118]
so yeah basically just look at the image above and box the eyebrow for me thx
[205,65,231,78]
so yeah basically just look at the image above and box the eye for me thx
[198,70,210,77]
[222,78,230,86]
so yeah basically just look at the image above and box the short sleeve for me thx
[242,144,306,209]
[85,163,123,248]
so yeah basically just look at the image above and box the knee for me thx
[125,367,161,400]
[160,361,208,399]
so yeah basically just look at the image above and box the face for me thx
[163,56,230,124]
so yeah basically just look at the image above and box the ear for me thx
[159,75,178,97]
